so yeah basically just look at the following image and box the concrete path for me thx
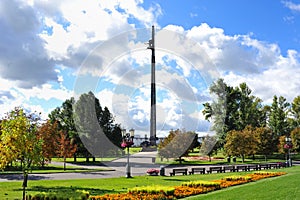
[1,152,298,182]
[0,151,160,181]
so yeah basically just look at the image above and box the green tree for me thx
[291,127,300,153]
[202,79,232,143]
[158,130,196,163]
[278,135,288,155]
[73,92,122,158]
[158,130,176,160]
[268,95,290,137]
[236,83,266,129]
[49,97,89,161]
[199,134,218,162]
[224,126,258,162]
[254,127,276,161]
[0,108,43,200]
[291,96,300,127]
[203,79,265,145]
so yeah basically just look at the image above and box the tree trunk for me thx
[74,153,77,162]
[22,172,28,200]
[63,157,66,171]
[242,155,245,163]
[86,153,89,162]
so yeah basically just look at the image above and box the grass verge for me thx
[0,166,298,200]
[0,164,111,175]
[184,166,299,200]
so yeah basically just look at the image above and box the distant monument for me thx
[147,25,156,146]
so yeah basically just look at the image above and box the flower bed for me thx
[89,172,286,200]
[146,168,159,176]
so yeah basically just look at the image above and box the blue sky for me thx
[157,0,300,54]
[1,0,300,137]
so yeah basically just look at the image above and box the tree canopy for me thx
[158,129,197,163]
[203,79,266,144]
[224,126,258,162]
[0,108,43,199]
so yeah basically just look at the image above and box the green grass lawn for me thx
[1,166,299,200]
[0,164,110,176]
[185,166,300,200]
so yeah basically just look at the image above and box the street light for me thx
[121,128,135,178]
[285,136,292,167]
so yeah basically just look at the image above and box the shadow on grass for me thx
[163,178,192,182]
[67,161,107,166]
[15,185,122,196]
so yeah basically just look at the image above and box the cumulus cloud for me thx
[223,49,300,104]
[0,0,57,88]
[77,22,300,135]
[282,1,300,12]
[0,0,162,119]
[1,0,300,137]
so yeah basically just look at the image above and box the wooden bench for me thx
[223,165,235,173]
[247,164,259,171]
[189,167,205,175]
[207,166,223,174]
[259,164,269,170]
[236,165,248,172]
[269,163,279,169]
[170,168,188,176]
[278,162,286,168]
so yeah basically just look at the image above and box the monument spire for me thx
[147,25,156,146]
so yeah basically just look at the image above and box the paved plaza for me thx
[1,151,298,182]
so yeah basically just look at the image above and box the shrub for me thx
[222,175,252,181]
[129,185,175,195]
[89,171,287,199]
[181,180,221,188]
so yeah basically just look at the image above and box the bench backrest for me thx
[224,166,234,169]
[192,168,205,171]
[173,169,187,172]
[210,167,222,170]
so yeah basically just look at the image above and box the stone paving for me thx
[0,151,160,181]
[1,151,298,182]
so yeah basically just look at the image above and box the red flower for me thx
[121,141,134,148]
[147,168,159,174]
[284,144,293,149]
[121,142,127,148]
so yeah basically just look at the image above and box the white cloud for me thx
[18,84,72,102]
[283,1,300,12]
[1,0,300,136]
[223,49,300,104]
[0,0,57,88]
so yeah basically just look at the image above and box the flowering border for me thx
[89,172,286,200]
[146,168,159,175]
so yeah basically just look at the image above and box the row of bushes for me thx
[27,172,285,200]
[26,190,89,200]
[89,172,286,200]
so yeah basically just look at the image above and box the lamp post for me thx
[285,136,292,167]
[121,128,135,178]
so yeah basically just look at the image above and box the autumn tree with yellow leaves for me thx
[0,108,43,200]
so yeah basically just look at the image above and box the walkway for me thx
[1,152,299,182]
[0,151,160,181]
